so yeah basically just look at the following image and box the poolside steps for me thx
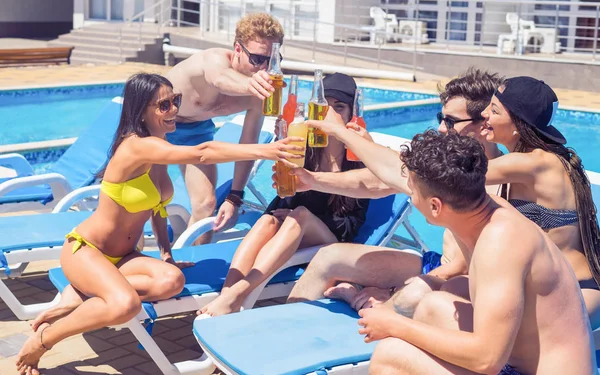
[48,23,164,65]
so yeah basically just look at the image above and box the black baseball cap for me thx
[323,72,357,108]
[495,76,566,144]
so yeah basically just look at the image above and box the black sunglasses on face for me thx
[436,112,481,129]
[151,93,182,113]
[239,42,283,67]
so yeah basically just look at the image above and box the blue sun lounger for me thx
[47,191,425,375]
[0,97,122,209]
[0,122,274,321]
[194,299,372,375]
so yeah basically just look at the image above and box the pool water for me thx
[0,81,435,145]
[0,84,124,145]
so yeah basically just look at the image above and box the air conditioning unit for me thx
[399,20,429,44]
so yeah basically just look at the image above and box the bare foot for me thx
[197,291,243,317]
[16,322,50,375]
[324,282,360,305]
[31,285,83,332]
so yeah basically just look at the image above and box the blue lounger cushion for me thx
[211,122,274,208]
[354,193,410,246]
[193,299,375,375]
[0,211,169,253]
[0,211,93,252]
[48,241,304,299]
[0,99,122,205]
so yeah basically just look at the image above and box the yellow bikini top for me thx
[101,169,173,217]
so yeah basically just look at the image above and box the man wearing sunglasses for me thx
[284,68,506,312]
[166,13,284,244]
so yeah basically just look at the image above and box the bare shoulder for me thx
[125,135,169,155]
[202,48,231,59]
[476,204,539,263]
[166,50,210,79]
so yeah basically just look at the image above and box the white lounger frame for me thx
[0,185,190,320]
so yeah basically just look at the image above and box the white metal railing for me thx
[118,0,171,63]
[119,0,600,68]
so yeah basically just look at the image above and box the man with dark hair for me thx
[360,130,595,375]
[285,68,504,313]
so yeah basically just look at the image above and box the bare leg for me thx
[370,291,475,374]
[386,275,446,317]
[200,207,337,316]
[181,163,217,245]
[16,242,185,374]
[30,250,184,333]
[16,243,142,374]
[412,291,474,332]
[30,285,85,332]
[220,215,281,292]
[370,338,480,375]
[324,282,361,304]
[288,243,422,303]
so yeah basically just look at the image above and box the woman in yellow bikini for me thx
[15,73,303,375]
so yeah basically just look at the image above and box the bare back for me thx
[469,196,594,374]
[500,149,589,281]
[165,49,258,122]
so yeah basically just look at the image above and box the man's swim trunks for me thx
[498,364,522,375]
[166,119,216,146]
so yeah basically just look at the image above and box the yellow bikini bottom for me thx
[66,230,134,266]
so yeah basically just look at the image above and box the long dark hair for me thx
[99,73,173,177]
[511,113,600,285]
[303,146,366,217]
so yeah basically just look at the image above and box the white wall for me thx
[482,2,515,45]
[334,0,380,42]
[0,0,73,22]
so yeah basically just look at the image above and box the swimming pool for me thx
[0,84,124,145]
[0,81,436,145]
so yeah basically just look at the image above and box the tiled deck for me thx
[0,60,598,374]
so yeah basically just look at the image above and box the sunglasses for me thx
[239,42,283,67]
[436,112,481,129]
[150,93,182,113]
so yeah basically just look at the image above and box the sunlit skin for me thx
[165,26,285,246]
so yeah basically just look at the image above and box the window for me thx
[535,0,569,11]
[450,1,468,7]
[579,0,600,11]
[475,12,482,43]
[447,11,468,41]
[575,17,599,50]
[534,16,570,47]
[418,10,437,39]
